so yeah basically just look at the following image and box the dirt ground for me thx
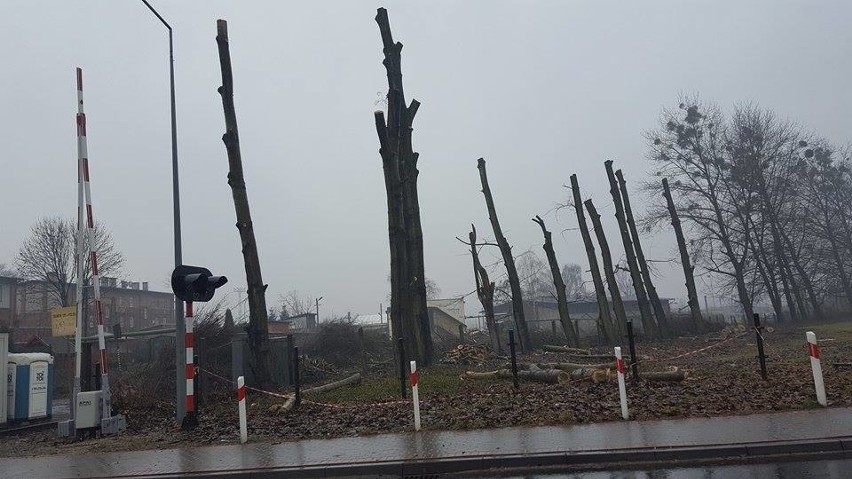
[2,321,851,458]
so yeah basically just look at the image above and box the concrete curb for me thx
[129,436,852,478]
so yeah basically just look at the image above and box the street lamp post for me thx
[316,296,323,324]
[139,0,184,424]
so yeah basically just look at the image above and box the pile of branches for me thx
[441,344,492,366]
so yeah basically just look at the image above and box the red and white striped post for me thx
[183,302,198,428]
[806,331,827,407]
[76,67,111,421]
[615,347,629,420]
[237,375,247,443]
[409,360,421,431]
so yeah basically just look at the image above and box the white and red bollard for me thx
[410,360,421,431]
[237,375,247,443]
[614,347,629,420]
[806,331,827,407]
[183,302,198,429]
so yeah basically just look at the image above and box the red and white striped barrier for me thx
[410,361,421,431]
[185,302,197,424]
[75,67,111,421]
[237,375,247,443]
[806,331,827,407]
[615,347,629,420]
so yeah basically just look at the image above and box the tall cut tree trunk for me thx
[571,175,615,344]
[662,179,704,330]
[616,169,669,334]
[604,161,659,338]
[216,19,271,387]
[533,215,579,347]
[374,8,433,365]
[584,199,629,339]
[469,225,501,353]
[477,158,530,351]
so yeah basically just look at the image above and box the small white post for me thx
[410,360,421,431]
[614,346,629,420]
[237,375,248,443]
[806,332,827,407]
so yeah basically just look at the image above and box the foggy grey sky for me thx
[2,1,850,319]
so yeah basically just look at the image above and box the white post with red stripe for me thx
[76,67,111,421]
[615,347,629,420]
[409,360,421,431]
[806,331,827,407]
[183,302,198,428]
[237,375,247,443]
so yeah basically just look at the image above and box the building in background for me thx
[2,275,174,342]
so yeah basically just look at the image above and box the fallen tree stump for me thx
[542,345,591,355]
[465,368,568,384]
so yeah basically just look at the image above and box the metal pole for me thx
[139,0,184,424]
[293,346,301,408]
[508,330,519,389]
[625,320,639,379]
[753,313,768,381]
[398,337,407,399]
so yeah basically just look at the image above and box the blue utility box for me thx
[7,353,54,421]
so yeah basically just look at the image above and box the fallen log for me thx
[465,368,568,384]
[564,353,629,362]
[268,395,297,414]
[536,362,616,371]
[569,367,614,383]
[542,345,591,355]
[302,373,361,395]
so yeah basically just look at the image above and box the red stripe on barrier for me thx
[185,332,194,348]
[186,364,195,379]
[186,395,195,412]
[86,205,94,229]
[808,342,820,360]
[77,114,87,137]
[100,350,108,374]
[237,386,246,402]
[409,370,419,387]
[82,158,90,182]
[186,302,193,317]
[95,301,104,325]
[616,358,625,374]
[76,68,83,91]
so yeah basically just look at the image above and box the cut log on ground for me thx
[268,396,296,414]
[542,345,591,355]
[536,362,616,371]
[569,367,614,383]
[465,369,568,384]
[302,373,362,395]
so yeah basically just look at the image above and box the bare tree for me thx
[570,175,616,344]
[477,158,531,351]
[467,225,501,353]
[16,216,123,307]
[279,290,313,318]
[374,7,433,365]
[605,160,659,338]
[533,215,579,346]
[662,178,704,328]
[561,263,587,301]
[216,19,271,386]
[0,263,14,277]
[425,278,441,300]
[584,199,629,337]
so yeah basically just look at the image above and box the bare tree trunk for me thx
[216,19,271,387]
[662,178,704,329]
[584,199,629,339]
[477,158,530,351]
[616,169,669,334]
[533,215,579,347]
[374,8,433,365]
[604,161,659,338]
[469,225,501,354]
[780,229,824,320]
[571,175,616,344]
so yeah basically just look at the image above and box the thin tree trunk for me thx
[375,8,433,365]
[662,179,704,330]
[617,169,669,334]
[604,161,658,338]
[477,158,530,351]
[584,199,629,339]
[780,229,824,320]
[571,175,616,344]
[216,20,271,387]
[533,215,579,347]
[469,225,501,354]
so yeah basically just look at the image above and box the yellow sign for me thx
[50,306,77,337]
